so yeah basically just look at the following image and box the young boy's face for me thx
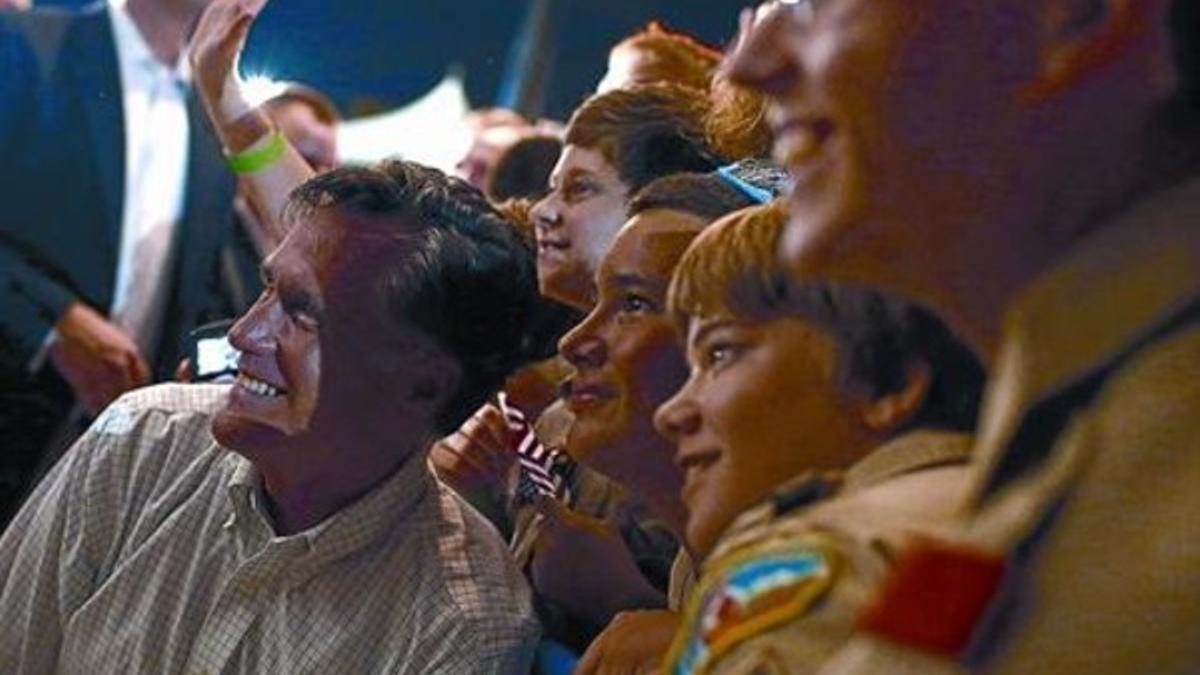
[655,312,878,560]
[531,145,631,311]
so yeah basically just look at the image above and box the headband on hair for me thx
[715,161,787,204]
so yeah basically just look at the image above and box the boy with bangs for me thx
[654,203,985,675]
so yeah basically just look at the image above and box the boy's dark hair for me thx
[627,173,754,222]
[628,159,792,221]
[1170,0,1200,114]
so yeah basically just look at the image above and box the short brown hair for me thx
[612,21,722,92]
[668,202,984,432]
[565,83,725,192]
[627,173,755,222]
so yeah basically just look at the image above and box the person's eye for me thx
[291,311,319,332]
[282,295,320,332]
[564,180,595,200]
[619,293,656,315]
[702,341,741,371]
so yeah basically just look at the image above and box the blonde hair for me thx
[668,200,790,331]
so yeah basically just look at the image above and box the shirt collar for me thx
[843,430,973,491]
[224,444,436,567]
[718,430,972,547]
[108,0,192,86]
[972,175,1200,481]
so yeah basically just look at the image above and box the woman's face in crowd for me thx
[558,209,703,486]
[531,145,630,310]
[654,312,875,560]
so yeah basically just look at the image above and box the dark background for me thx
[42,0,746,120]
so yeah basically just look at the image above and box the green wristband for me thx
[227,132,287,175]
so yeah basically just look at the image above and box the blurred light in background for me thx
[241,75,290,109]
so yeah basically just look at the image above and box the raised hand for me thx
[429,402,520,502]
[188,0,270,146]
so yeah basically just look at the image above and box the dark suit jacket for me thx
[0,3,238,520]
[0,2,237,379]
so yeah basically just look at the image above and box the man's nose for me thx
[227,296,278,355]
[725,3,806,97]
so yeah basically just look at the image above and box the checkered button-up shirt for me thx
[0,384,539,674]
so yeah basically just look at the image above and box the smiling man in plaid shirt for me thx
[0,158,542,673]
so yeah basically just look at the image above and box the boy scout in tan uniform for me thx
[722,1,1200,673]
[654,205,986,675]
[819,179,1200,675]
[664,431,970,674]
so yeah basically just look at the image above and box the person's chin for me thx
[685,512,721,562]
[563,420,602,464]
[539,263,591,309]
[211,408,290,455]
[565,415,623,467]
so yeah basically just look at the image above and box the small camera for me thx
[184,319,240,383]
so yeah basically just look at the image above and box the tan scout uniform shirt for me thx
[664,431,972,675]
[821,177,1200,675]
[0,384,540,674]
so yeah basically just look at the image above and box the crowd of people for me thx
[0,0,1197,673]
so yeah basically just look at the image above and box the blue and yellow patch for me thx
[665,538,838,675]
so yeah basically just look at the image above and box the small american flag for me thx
[498,394,573,504]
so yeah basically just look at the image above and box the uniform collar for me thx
[843,430,973,491]
[972,175,1200,485]
[715,430,972,554]
[763,429,973,519]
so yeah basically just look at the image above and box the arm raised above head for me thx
[189,0,314,250]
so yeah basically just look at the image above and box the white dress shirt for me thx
[107,0,190,358]
[26,2,192,374]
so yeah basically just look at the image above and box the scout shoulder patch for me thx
[665,536,839,675]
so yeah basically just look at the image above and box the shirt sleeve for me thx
[0,421,107,672]
[0,403,145,673]
[989,328,1200,674]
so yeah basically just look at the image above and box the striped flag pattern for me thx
[497,394,573,504]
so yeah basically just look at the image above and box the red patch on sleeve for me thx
[858,539,1008,656]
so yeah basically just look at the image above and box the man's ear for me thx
[405,355,461,416]
[862,361,932,434]
[1021,0,1154,102]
